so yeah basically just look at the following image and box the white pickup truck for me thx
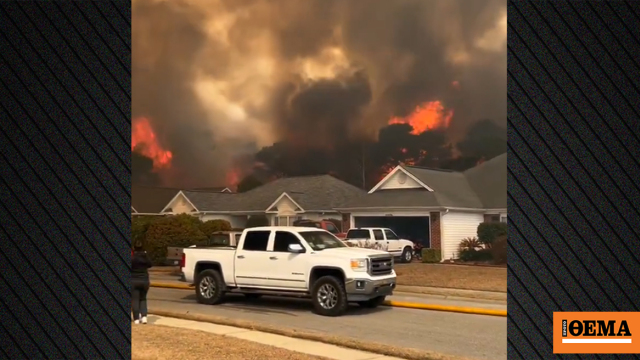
[343,228,415,263]
[180,226,397,317]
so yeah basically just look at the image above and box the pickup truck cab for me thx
[181,226,397,317]
[344,228,415,263]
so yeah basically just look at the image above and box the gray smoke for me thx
[132,0,506,186]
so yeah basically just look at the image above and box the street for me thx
[147,287,507,360]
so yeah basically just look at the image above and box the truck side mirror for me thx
[288,243,305,253]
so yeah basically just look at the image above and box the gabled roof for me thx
[265,192,305,212]
[177,174,366,213]
[464,153,507,209]
[132,185,181,213]
[367,166,434,193]
[336,153,506,210]
[189,186,233,193]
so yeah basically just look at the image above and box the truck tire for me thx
[195,269,225,305]
[357,296,386,309]
[400,246,413,263]
[311,276,348,317]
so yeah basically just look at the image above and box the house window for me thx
[500,215,507,223]
[276,216,290,226]
[490,215,500,223]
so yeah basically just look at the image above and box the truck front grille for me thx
[369,257,393,276]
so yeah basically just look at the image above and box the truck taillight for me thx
[179,253,185,268]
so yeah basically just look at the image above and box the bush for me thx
[246,215,270,228]
[421,248,442,263]
[200,219,232,238]
[459,249,493,262]
[458,237,482,251]
[132,216,160,248]
[490,235,507,265]
[477,222,507,248]
[144,214,207,265]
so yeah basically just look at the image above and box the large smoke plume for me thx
[132,0,506,188]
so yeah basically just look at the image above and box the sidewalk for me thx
[146,314,406,360]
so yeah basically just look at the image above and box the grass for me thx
[394,263,507,292]
[132,324,330,360]
[150,308,472,360]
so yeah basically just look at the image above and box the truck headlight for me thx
[350,258,369,272]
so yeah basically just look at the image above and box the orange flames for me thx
[132,117,173,171]
[388,101,453,135]
[225,168,242,189]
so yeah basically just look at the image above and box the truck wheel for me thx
[195,269,225,305]
[401,247,413,263]
[311,276,348,317]
[357,296,386,309]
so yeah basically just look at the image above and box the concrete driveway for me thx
[147,287,506,360]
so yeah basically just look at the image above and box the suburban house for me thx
[335,153,507,260]
[132,185,232,216]
[160,175,367,229]
[132,185,181,216]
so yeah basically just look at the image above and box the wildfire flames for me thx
[388,101,453,135]
[132,117,173,171]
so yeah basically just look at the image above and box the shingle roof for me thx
[132,185,181,213]
[464,153,507,209]
[179,175,366,212]
[335,153,506,210]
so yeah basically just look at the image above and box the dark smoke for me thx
[132,0,506,187]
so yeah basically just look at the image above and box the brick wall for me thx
[429,212,441,249]
[341,213,351,232]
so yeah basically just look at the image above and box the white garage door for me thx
[441,211,484,260]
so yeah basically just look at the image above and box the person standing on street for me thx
[132,243,152,324]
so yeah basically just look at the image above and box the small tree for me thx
[144,214,207,264]
[132,215,159,248]
[477,222,507,248]
[200,219,232,238]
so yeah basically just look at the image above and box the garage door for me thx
[353,216,430,247]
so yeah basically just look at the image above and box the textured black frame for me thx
[508,1,640,359]
[0,2,130,359]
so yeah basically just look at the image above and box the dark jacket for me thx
[132,250,152,280]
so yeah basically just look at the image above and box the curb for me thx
[150,282,507,317]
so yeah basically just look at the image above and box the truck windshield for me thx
[345,229,369,239]
[299,231,346,251]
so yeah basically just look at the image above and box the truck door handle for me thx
[269,256,278,260]
[237,255,245,259]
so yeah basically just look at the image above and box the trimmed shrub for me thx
[477,222,507,248]
[459,249,493,262]
[421,248,442,263]
[144,214,207,265]
[200,219,232,237]
[246,214,270,228]
[490,235,507,265]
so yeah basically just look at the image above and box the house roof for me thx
[336,153,506,210]
[189,186,232,193]
[178,175,366,213]
[464,153,507,209]
[132,185,181,213]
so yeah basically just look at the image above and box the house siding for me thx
[379,170,423,190]
[171,194,196,214]
[441,211,484,260]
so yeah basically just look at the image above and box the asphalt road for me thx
[147,287,507,360]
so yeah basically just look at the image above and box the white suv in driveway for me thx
[180,226,397,317]
[344,228,416,263]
